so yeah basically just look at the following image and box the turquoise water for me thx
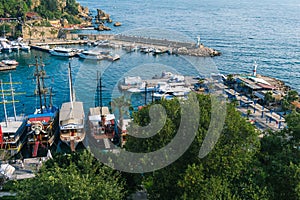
[0,0,299,118]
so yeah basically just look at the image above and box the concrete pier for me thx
[64,33,221,57]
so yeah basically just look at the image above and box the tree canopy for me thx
[14,150,126,200]
[123,93,300,199]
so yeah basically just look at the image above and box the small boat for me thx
[59,63,85,152]
[0,74,27,156]
[25,58,59,157]
[140,47,153,53]
[49,47,78,57]
[103,54,120,61]
[78,50,104,60]
[11,44,20,52]
[152,82,191,101]
[1,60,19,66]
[20,43,31,51]
[118,76,143,91]
[0,39,12,53]
[127,81,156,93]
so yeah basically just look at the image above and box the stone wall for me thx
[22,25,59,40]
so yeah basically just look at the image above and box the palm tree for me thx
[111,95,131,132]
[28,28,32,40]
[264,92,274,106]
[40,30,45,42]
[50,28,58,41]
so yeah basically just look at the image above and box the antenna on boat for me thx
[9,73,17,121]
[0,80,8,126]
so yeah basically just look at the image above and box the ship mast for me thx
[32,57,43,113]
[96,71,104,116]
[39,58,47,108]
[68,62,74,108]
[9,73,17,121]
[0,80,8,126]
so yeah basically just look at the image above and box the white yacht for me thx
[127,81,156,93]
[49,47,78,57]
[20,43,31,51]
[78,50,104,60]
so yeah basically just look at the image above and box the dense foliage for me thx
[124,93,300,199]
[0,0,82,24]
[14,150,126,200]
[0,0,29,18]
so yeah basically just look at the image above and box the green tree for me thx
[49,28,58,40]
[14,150,126,200]
[125,94,262,199]
[111,95,131,132]
[286,90,299,103]
[40,30,45,41]
[263,91,274,106]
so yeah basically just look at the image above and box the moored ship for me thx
[0,74,27,157]
[24,57,59,157]
[59,63,85,152]
[49,47,78,57]
[86,72,119,150]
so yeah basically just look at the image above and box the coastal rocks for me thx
[96,9,111,21]
[95,24,111,31]
[95,8,122,31]
[114,22,122,27]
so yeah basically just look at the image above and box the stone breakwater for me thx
[68,33,221,57]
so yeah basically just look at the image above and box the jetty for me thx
[27,33,220,57]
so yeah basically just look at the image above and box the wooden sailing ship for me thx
[0,74,27,157]
[86,72,120,150]
[59,63,85,152]
[24,57,59,157]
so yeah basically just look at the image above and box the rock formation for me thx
[114,22,121,27]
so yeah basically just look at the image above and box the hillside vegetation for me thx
[0,0,83,24]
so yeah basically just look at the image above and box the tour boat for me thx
[25,58,59,157]
[86,73,119,150]
[59,63,85,152]
[0,74,27,156]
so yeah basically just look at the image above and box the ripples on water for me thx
[78,0,299,87]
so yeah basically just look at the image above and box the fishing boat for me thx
[0,74,27,156]
[78,50,104,60]
[25,57,59,157]
[86,72,120,150]
[59,63,85,152]
[49,47,78,57]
